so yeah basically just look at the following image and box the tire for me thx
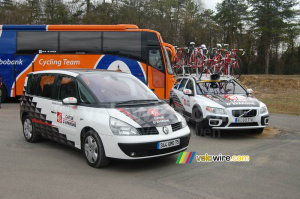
[170,100,175,109]
[192,107,206,136]
[251,128,264,134]
[22,115,41,142]
[83,130,109,168]
[230,56,242,79]
[1,84,7,103]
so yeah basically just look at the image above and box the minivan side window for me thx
[27,75,38,95]
[36,75,56,98]
[78,82,96,104]
[56,76,77,100]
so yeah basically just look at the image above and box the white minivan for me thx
[20,69,190,167]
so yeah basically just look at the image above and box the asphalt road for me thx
[0,103,299,199]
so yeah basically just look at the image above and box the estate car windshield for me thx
[79,73,159,103]
[196,80,246,95]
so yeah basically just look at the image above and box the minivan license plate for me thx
[157,139,180,150]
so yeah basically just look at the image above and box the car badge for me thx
[163,127,169,135]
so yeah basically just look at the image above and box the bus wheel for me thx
[1,84,7,103]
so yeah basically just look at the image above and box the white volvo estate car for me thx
[170,75,269,135]
[20,70,190,167]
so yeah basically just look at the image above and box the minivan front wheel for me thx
[83,130,109,168]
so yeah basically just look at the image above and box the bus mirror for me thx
[62,97,78,105]
[162,43,176,59]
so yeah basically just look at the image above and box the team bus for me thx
[0,24,176,102]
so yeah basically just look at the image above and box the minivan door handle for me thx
[51,111,56,114]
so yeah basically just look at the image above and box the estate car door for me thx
[182,79,196,117]
[172,78,188,112]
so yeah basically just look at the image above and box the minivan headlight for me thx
[260,106,268,114]
[177,113,187,128]
[206,106,227,115]
[110,117,140,136]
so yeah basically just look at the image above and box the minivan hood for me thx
[202,94,260,108]
[115,103,179,127]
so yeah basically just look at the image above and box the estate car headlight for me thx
[110,117,140,136]
[206,106,227,115]
[260,106,268,114]
[177,113,187,128]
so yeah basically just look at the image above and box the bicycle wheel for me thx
[230,55,242,79]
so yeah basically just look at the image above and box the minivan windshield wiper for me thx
[115,99,159,105]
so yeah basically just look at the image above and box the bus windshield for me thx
[163,47,174,75]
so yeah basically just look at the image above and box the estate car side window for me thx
[36,75,56,98]
[178,79,188,91]
[56,76,77,101]
[173,78,182,89]
[78,82,96,104]
[185,80,195,95]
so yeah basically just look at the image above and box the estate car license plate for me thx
[235,117,255,123]
[157,139,180,150]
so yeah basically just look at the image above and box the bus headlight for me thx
[110,117,140,136]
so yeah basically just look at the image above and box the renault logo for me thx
[163,127,169,135]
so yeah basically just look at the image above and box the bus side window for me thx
[149,49,163,71]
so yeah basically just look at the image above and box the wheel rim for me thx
[84,136,98,164]
[23,118,32,139]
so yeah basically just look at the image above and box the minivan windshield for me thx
[196,80,246,95]
[79,73,159,103]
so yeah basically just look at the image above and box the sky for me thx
[202,0,222,11]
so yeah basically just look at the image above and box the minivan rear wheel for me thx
[22,115,41,142]
[83,130,109,168]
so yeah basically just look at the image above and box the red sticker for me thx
[148,109,161,117]
[57,112,62,123]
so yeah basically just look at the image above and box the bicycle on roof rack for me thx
[172,42,245,79]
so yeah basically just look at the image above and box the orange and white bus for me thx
[0,24,175,101]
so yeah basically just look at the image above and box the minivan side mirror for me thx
[246,88,253,96]
[62,97,78,105]
[183,89,193,96]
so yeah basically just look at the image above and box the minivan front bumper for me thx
[102,126,190,159]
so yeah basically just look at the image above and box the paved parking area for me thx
[0,103,299,199]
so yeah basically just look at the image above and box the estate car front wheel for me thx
[83,130,109,168]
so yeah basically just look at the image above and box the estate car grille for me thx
[232,109,257,117]
[229,122,259,127]
[137,127,159,135]
[171,122,182,132]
